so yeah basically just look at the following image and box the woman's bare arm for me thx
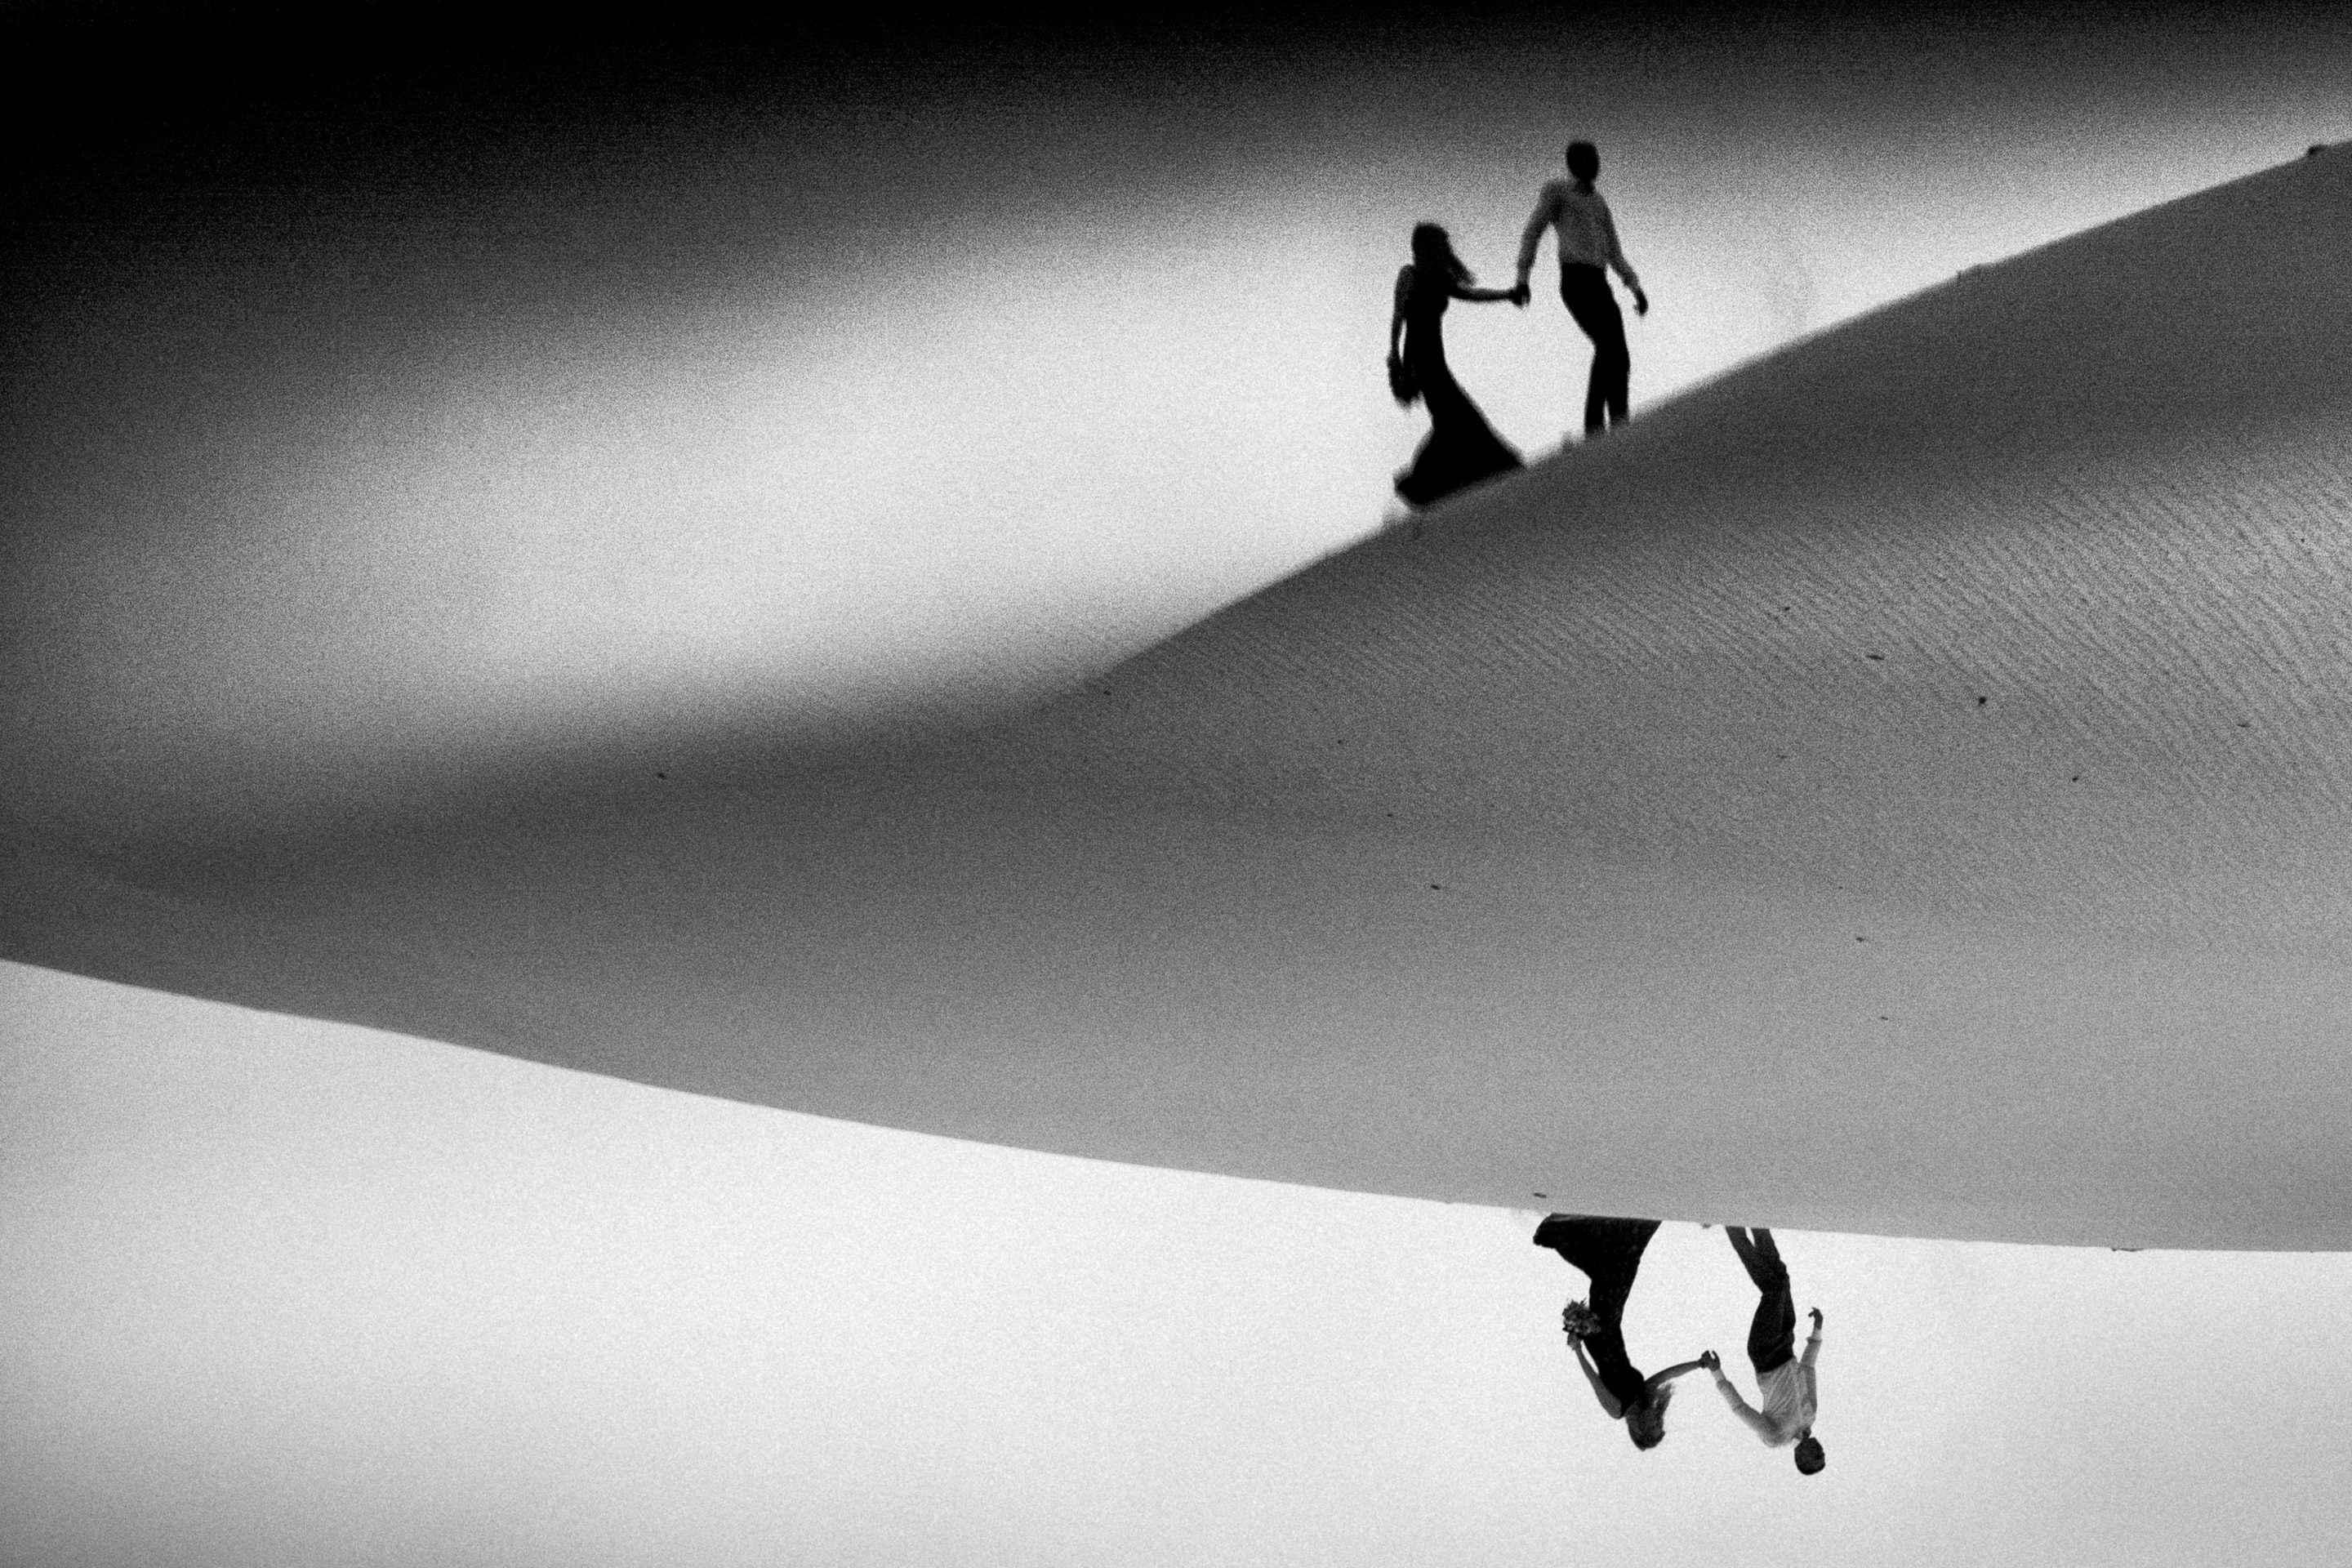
[1571,1340,1625,1419]
[1646,1358,1708,1390]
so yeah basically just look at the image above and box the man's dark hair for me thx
[1794,1436,1826,1475]
[1566,140,1599,180]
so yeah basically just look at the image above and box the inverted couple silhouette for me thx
[1389,140,1648,510]
[1534,1214,1826,1474]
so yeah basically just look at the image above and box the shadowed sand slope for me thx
[8,150,2352,1249]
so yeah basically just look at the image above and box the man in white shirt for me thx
[1511,140,1649,439]
[1704,1226,1826,1475]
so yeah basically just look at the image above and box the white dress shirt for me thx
[1713,1330,1820,1445]
[1517,180,1641,289]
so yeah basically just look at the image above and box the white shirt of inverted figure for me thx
[1713,1330,1821,1445]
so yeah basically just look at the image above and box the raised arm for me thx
[1570,1340,1625,1419]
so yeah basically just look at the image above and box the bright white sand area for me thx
[7,960,2351,1568]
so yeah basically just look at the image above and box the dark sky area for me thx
[9,1,2339,217]
[11,0,2342,381]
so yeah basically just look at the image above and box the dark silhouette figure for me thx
[1533,1214,1708,1450]
[1512,140,1648,438]
[1706,1227,1826,1475]
[1388,222,1523,509]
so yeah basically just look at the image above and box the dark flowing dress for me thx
[1393,263,1523,507]
[1533,1214,1661,1416]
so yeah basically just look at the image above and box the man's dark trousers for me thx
[1560,262,1629,433]
[1727,1226,1797,1375]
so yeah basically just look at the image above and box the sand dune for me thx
[7,149,2350,1249]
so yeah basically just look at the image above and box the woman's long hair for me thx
[1410,221,1472,287]
[1624,1382,1673,1450]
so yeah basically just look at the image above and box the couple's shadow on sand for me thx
[1536,1214,1826,1473]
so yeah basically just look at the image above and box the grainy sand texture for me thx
[9,150,2350,1247]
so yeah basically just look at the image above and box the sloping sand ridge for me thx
[7,149,2350,1248]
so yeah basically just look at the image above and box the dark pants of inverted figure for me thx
[1559,262,1630,434]
[1727,1227,1797,1375]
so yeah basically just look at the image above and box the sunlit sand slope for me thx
[8,149,2351,1249]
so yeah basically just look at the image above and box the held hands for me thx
[1509,280,1531,308]
[1698,1350,1721,1372]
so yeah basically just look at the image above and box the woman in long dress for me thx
[1533,1214,1709,1450]
[1388,222,1524,508]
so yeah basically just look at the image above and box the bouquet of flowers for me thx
[1387,352,1420,408]
[1561,1299,1603,1342]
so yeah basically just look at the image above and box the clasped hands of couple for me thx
[1690,1307,1825,1374]
[1501,277,1650,314]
